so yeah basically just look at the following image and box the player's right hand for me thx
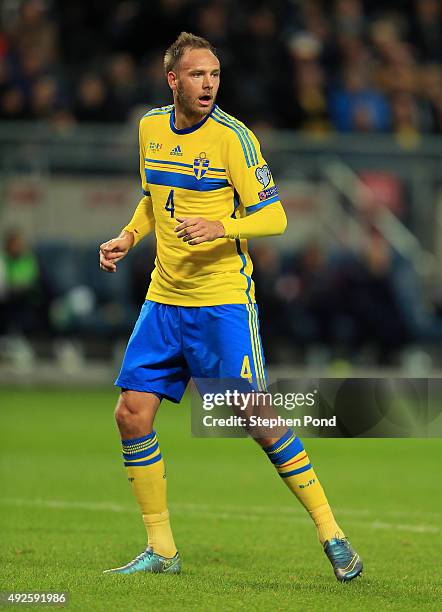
[99,231,134,273]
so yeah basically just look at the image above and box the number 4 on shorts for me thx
[165,189,175,218]
[241,355,253,382]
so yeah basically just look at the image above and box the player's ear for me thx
[167,71,178,92]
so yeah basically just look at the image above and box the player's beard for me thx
[175,83,215,121]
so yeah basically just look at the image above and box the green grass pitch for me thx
[1,388,441,611]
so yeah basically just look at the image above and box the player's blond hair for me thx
[164,32,218,74]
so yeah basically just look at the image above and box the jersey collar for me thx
[170,104,216,135]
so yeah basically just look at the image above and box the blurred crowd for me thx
[1,228,441,367]
[253,237,442,366]
[0,0,441,135]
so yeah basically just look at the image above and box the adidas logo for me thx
[170,145,183,156]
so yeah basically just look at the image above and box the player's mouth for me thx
[198,94,212,107]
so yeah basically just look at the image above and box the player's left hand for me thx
[174,217,225,245]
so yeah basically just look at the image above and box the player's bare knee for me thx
[114,393,138,426]
[115,390,159,431]
[114,398,130,428]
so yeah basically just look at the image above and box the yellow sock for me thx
[263,430,345,544]
[309,503,344,544]
[123,432,177,558]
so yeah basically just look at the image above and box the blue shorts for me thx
[115,300,267,403]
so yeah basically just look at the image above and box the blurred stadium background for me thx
[0,0,441,383]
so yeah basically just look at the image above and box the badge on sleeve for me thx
[255,165,271,188]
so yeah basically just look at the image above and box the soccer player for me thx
[100,32,362,582]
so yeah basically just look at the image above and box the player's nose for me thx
[202,75,212,89]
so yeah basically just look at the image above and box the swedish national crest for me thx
[193,152,210,180]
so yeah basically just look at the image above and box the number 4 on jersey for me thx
[165,189,175,218]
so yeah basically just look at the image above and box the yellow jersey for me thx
[124,104,281,306]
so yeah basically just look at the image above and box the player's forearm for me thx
[221,202,287,240]
[122,195,155,246]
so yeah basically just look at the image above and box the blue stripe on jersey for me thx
[230,203,252,303]
[213,108,258,166]
[236,239,252,303]
[214,108,258,165]
[145,158,226,173]
[246,195,280,214]
[211,113,252,168]
[143,105,173,117]
[233,190,241,211]
[146,158,193,168]
[145,169,229,191]
[235,238,252,304]
[143,112,173,118]
[142,189,150,196]
[212,109,253,167]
